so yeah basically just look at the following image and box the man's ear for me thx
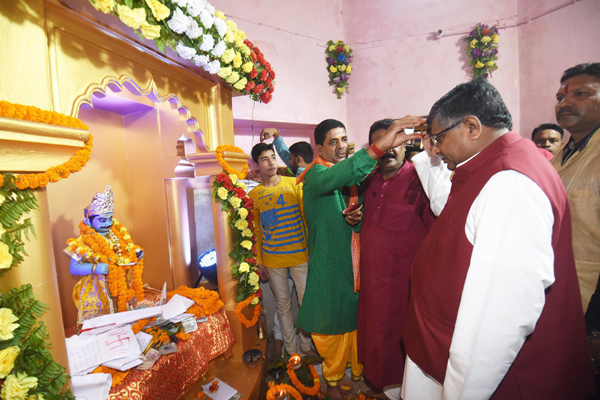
[464,116,483,140]
[316,144,323,156]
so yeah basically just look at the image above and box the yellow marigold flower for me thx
[238,30,246,40]
[338,65,346,72]
[0,309,19,342]
[344,45,350,52]
[126,243,134,251]
[330,66,338,73]
[120,227,127,232]
[241,240,252,250]
[328,45,335,51]
[248,271,259,285]
[0,242,12,270]
[237,181,247,191]
[217,187,228,200]
[215,10,226,20]
[116,5,146,30]
[217,65,232,78]
[229,174,239,184]
[486,60,496,67]
[224,28,235,43]
[123,234,131,240]
[75,246,84,254]
[1,373,37,400]
[91,0,114,14]
[0,346,19,379]
[221,48,235,64]
[238,207,248,219]
[235,219,249,231]
[226,19,238,33]
[226,71,240,84]
[492,34,499,44]
[475,61,485,69]
[337,87,344,93]
[240,44,251,56]
[234,77,248,91]
[144,0,170,21]
[239,262,250,273]
[242,228,253,238]
[481,36,492,44]
[347,65,352,73]
[253,283,260,291]
[251,296,259,305]
[230,197,242,209]
[470,39,478,48]
[140,21,162,39]
[242,62,254,73]
[233,52,243,69]
[234,35,245,48]
[112,218,119,225]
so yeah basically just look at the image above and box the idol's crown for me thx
[85,186,115,217]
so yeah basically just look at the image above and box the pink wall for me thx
[518,0,600,140]
[342,0,521,148]
[211,0,347,127]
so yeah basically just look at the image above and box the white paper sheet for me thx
[159,282,167,306]
[202,378,237,400]
[67,326,141,375]
[169,313,194,323]
[81,306,162,331]
[135,331,152,352]
[161,294,194,320]
[72,373,112,400]
[101,355,142,371]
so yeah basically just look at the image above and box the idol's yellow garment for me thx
[312,330,363,385]
[551,127,600,312]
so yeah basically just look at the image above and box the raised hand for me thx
[374,115,426,153]
[260,128,280,143]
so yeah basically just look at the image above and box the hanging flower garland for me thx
[464,23,499,79]
[266,382,303,400]
[67,219,145,312]
[211,172,262,327]
[88,0,275,103]
[215,145,249,179]
[325,39,353,99]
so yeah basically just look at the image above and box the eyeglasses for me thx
[426,119,464,146]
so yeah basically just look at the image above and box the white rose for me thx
[171,0,188,7]
[176,42,197,59]
[206,59,221,74]
[185,19,203,39]
[205,3,215,15]
[186,0,203,17]
[193,54,209,67]
[167,8,191,34]
[199,34,215,51]
[211,40,226,57]
[213,17,227,38]
[199,8,213,29]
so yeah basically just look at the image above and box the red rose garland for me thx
[244,39,276,104]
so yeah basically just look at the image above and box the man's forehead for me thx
[538,129,561,137]
[558,74,600,93]
[325,127,346,140]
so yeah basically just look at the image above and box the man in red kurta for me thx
[358,119,435,391]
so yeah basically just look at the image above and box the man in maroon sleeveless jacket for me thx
[401,78,594,399]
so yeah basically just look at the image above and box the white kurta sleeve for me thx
[411,151,452,216]
[442,170,555,400]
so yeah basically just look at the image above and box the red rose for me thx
[250,50,257,63]
[267,84,275,93]
[245,257,257,265]
[216,173,232,185]
[260,91,272,103]
[260,69,268,81]
[252,246,257,256]
[248,211,254,221]
[253,84,264,94]
[482,29,491,36]
[250,68,258,79]
[244,197,254,208]
[248,220,254,231]
[244,39,254,48]
[245,81,255,91]
[256,288,263,298]
[269,70,276,79]
[336,46,344,52]
[234,187,246,198]
[222,180,234,191]
[265,77,272,86]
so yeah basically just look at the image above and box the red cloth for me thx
[357,162,435,388]
[403,132,595,399]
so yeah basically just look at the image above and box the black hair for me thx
[314,119,346,146]
[532,123,564,140]
[251,143,275,163]
[427,78,512,131]
[289,142,314,163]
[368,119,394,144]
[561,63,600,83]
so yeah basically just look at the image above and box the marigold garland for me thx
[67,220,144,312]
[176,331,191,341]
[92,365,128,387]
[286,360,320,396]
[167,286,223,317]
[234,293,261,328]
[266,382,303,400]
[0,101,92,190]
[215,145,249,179]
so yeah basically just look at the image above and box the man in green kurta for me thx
[296,117,425,400]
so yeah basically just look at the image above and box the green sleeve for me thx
[305,148,377,197]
